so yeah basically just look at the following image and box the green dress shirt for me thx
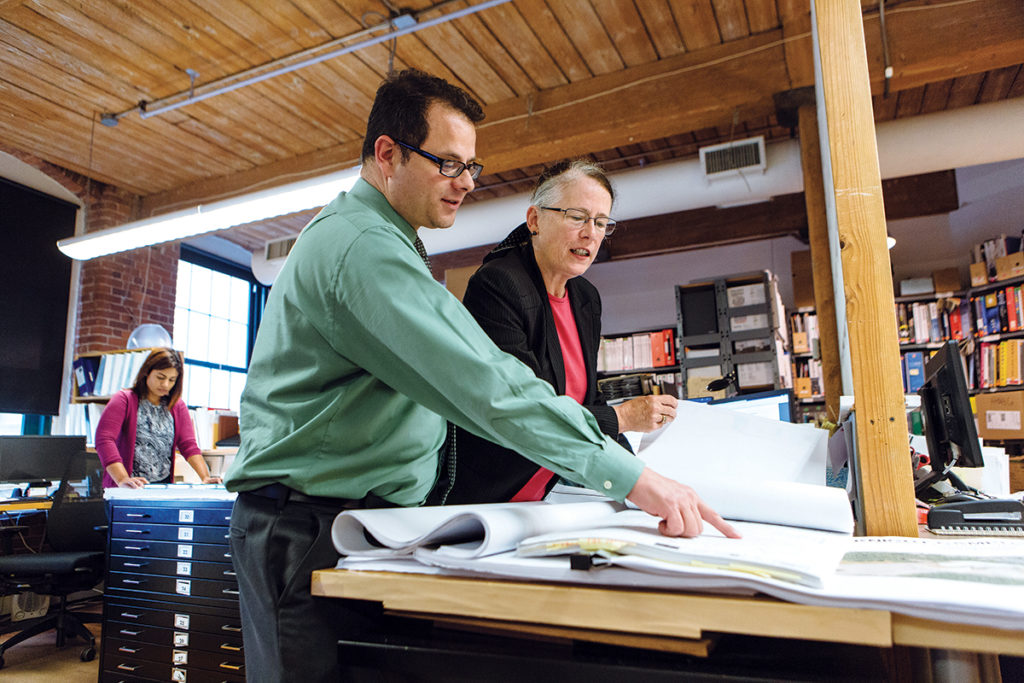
[224,179,643,506]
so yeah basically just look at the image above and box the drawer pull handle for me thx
[118,646,139,654]
[125,513,151,518]
[223,570,237,577]
[124,529,150,534]
[120,612,141,619]
[221,624,242,633]
[122,579,145,585]
[119,629,142,636]
[222,588,240,596]
[123,562,148,568]
[116,663,139,671]
[124,545,148,551]
[220,643,242,652]
[219,662,243,671]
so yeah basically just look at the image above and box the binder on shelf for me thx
[903,351,926,393]
[72,356,99,397]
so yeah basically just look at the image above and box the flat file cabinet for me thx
[101,490,244,682]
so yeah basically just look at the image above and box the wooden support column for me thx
[797,104,842,425]
[812,0,917,536]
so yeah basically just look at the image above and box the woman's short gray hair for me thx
[530,159,615,210]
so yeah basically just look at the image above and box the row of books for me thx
[792,357,823,398]
[896,299,969,345]
[597,329,676,373]
[969,340,1024,390]
[971,233,1021,281]
[61,402,235,451]
[971,286,1024,336]
[73,350,154,398]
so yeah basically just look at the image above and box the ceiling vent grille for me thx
[699,136,767,179]
[265,236,297,261]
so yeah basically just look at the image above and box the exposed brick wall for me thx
[2,143,180,355]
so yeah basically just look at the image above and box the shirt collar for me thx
[347,178,419,245]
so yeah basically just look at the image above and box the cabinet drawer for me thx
[111,537,233,562]
[109,555,237,582]
[106,620,242,655]
[112,521,231,545]
[108,571,239,601]
[105,597,242,636]
[104,636,246,675]
[113,505,232,526]
[102,657,245,683]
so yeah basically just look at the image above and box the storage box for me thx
[726,283,766,308]
[792,331,810,354]
[975,390,1024,440]
[931,267,961,294]
[898,277,934,296]
[970,262,989,287]
[793,376,813,399]
[995,253,1024,281]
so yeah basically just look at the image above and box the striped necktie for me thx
[414,236,432,271]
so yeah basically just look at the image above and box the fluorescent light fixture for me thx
[57,166,361,260]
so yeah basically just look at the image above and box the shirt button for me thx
[603,481,613,490]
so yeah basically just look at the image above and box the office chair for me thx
[0,450,108,669]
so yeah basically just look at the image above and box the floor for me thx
[0,608,101,682]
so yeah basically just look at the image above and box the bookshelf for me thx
[596,327,680,399]
[675,271,791,400]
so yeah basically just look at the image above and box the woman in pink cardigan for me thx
[95,347,221,488]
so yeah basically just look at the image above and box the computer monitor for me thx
[708,388,794,422]
[0,435,90,483]
[916,341,985,499]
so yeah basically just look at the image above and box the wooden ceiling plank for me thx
[590,0,659,67]
[633,0,687,58]
[446,10,537,97]
[543,1,625,76]
[501,0,585,85]
[709,0,751,42]
[871,92,899,122]
[410,6,517,104]
[861,0,1024,94]
[918,79,952,115]
[977,65,1020,104]
[744,0,780,34]
[894,85,925,118]
[667,0,722,51]
[944,72,985,110]
[1009,66,1024,99]
[776,0,813,88]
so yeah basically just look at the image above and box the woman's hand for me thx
[117,476,149,489]
[613,394,678,433]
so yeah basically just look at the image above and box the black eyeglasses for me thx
[393,139,484,180]
[539,207,617,235]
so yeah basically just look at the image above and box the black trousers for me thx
[229,492,385,682]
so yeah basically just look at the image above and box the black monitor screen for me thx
[0,435,90,482]
[918,341,984,483]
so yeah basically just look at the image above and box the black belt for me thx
[241,483,397,509]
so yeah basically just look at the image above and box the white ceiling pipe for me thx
[421,97,1024,256]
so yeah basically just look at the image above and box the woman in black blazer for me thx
[436,160,678,505]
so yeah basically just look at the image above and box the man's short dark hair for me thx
[362,69,485,163]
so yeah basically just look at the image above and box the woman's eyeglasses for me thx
[539,207,617,235]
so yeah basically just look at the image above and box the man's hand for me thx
[626,467,741,538]
[613,394,678,433]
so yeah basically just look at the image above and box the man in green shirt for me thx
[226,69,737,682]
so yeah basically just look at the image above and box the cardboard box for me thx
[726,283,766,308]
[996,253,1024,281]
[791,250,814,309]
[793,376,813,399]
[792,331,810,354]
[970,262,989,287]
[975,390,1024,440]
[931,267,961,294]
